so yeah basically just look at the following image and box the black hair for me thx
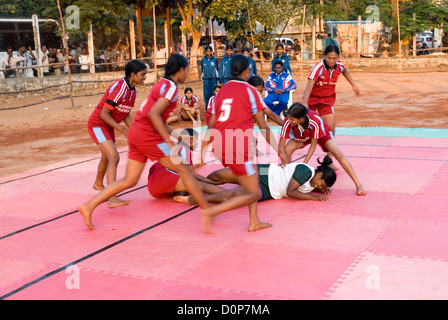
[316,156,337,187]
[241,46,250,53]
[225,44,233,50]
[273,60,284,67]
[179,128,198,138]
[276,43,284,49]
[204,45,213,52]
[213,85,221,91]
[287,103,308,119]
[248,75,264,88]
[324,44,340,56]
[124,59,147,78]
[230,54,249,78]
[164,53,189,77]
[184,87,193,94]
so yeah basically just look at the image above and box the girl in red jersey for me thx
[87,60,147,208]
[302,45,360,135]
[179,87,201,122]
[79,54,211,230]
[200,54,287,233]
[279,103,365,196]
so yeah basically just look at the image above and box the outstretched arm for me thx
[302,78,315,106]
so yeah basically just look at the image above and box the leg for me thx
[207,167,239,184]
[96,140,129,208]
[157,156,210,210]
[284,139,305,162]
[321,113,336,135]
[93,151,108,190]
[79,159,146,229]
[324,139,365,196]
[173,175,226,195]
[200,171,271,232]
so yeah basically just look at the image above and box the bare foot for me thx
[199,209,214,234]
[248,221,272,232]
[78,204,95,230]
[108,197,131,208]
[173,194,191,204]
[357,185,366,196]
[92,183,104,191]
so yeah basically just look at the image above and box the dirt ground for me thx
[1,69,447,177]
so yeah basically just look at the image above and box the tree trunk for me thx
[391,0,400,57]
[189,30,202,80]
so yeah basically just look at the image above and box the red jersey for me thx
[212,80,265,165]
[88,78,137,128]
[205,95,216,126]
[180,95,198,107]
[280,109,330,144]
[308,60,345,106]
[129,78,178,145]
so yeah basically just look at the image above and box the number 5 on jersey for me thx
[218,98,233,122]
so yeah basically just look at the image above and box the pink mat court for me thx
[1,127,447,300]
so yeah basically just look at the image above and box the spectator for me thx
[241,46,257,77]
[216,38,225,60]
[292,38,301,60]
[201,45,219,107]
[442,31,448,53]
[1,47,24,78]
[41,45,50,76]
[15,45,35,78]
[218,44,233,85]
[155,43,166,68]
[104,44,119,71]
[69,43,81,73]
[264,60,297,116]
[271,42,291,74]
[48,47,59,75]
[57,48,71,74]
[323,33,338,50]
[78,47,90,73]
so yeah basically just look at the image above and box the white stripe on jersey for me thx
[164,79,177,101]
[309,61,324,80]
[113,81,127,103]
[281,119,291,138]
[309,118,322,140]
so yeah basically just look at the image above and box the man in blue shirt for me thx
[201,45,219,107]
[264,60,297,116]
[218,44,233,85]
[271,42,291,74]
[242,47,257,77]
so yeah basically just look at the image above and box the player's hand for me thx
[317,195,330,201]
[120,126,129,137]
[353,85,361,96]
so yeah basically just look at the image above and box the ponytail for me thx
[316,156,336,187]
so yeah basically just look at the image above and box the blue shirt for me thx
[265,71,297,94]
[271,53,291,74]
[201,55,218,80]
[218,54,233,83]
[248,57,257,77]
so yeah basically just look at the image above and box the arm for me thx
[302,78,315,106]
[278,137,290,166]
[123,113,133,128]
[263,106,283,126]
[342,69,361,96]
[99,107,128,137]
[254,111,287,166]
[303,138,318,164]
[148,97,175,148]
[286,179,329,201]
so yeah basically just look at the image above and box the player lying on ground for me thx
[147,128,225,201]
[176,156,336,205]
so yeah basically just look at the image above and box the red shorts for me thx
[294,131,334,152]
[147,163,180,199]
[88,126,115,144]
[309,103,334,116]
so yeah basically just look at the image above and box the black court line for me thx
[0,158,220,241]
[0,205,199,300]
